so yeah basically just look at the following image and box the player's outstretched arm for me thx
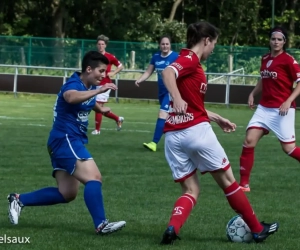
[135,64,155,86]
[107,64,124,78]
[63,89,103,104]
[63,83,117,104]
[93,102,111,114]
[206,109,221,123]
[248,79,262,109]
[283,80,300,104]
[249,79,262,98]
[206,109,236,133]
[279,80,300,116]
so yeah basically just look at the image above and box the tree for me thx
[168,0,183,22]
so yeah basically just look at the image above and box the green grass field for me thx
[1,93,300,250]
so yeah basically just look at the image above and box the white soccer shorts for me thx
[164,122,230,182]
[247,104,296,143]
[96,85,111,103]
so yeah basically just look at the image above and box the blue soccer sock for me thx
[84,180,106,228]
[19,187,67,206]
[152,118,166,144]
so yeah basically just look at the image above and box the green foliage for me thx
[1,0,300,73]
[0,0,299,47]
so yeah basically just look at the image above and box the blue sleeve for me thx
[61,80,80,94]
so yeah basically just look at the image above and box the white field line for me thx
[17,123,152,133]
[0,116,297,139]
[0,116,45,120]
[0,116,249,128]
[11,123,278,138]
[21,105,36,108]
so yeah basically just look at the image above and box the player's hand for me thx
[107,72,114,78]
[135,80,141,87]
[248,93,255,109]
[279,100,291,116]
[216,117,236,133]
[99,106,111,114]
[98,83,117,93]
[173,98,188,115]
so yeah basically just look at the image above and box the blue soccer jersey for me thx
[150,51,178,97]
[49,72,96,144]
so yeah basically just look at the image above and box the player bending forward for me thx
[159,21,279,245]
[7,51,126,234]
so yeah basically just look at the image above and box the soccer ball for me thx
[226,215,253,243]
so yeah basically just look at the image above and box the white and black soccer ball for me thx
[226,215,253,243]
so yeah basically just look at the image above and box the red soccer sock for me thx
[288,147,300,162]
[168,193,196,235]
[239,146,254,186]
[224,182,263,233]
[104,111,119,122]
[95,112,103,131]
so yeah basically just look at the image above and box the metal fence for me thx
[1,35,300,74]
[0,64,260,105]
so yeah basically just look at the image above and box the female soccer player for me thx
[8,51,126,234]
[159,21,279,245]
[91,34,125,135]
[239,27,300,192]
[135,36,178,152]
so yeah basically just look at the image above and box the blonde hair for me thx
[97,34,109,44]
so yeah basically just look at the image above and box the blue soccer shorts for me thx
[158,93,171,112]
[47,134,93,178]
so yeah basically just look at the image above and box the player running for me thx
[91,34,124,135]
[135,35,178,152]
[7,51,126,234]
[159,21,279,245]
[239,26,300,192]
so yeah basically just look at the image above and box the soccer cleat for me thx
[143,142,157,152]
[116,117,124,131]
[7,193,23,225]
[96,219,126,235]
[252,221,279,243]
[160,226,180,245]
[91,130,101,135]
[240,185,250,192]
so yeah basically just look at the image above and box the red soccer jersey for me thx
[100,52,122,85]
[259,52,300,108]
[164,49,210,133]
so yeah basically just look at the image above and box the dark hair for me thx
[81,51,109,73]
[97,34,109,44]
[158,35,171,44]
[186,21,219,49]
[269,26,288,50]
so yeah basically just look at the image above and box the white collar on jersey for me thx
[160,51,173,58]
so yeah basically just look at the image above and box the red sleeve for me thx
[287,56,300,83]
[110,54,122,67]
[167,54,198,79]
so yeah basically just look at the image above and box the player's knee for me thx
[181,186,200,201]
[243,136,257,147]
[184,190,199,202]
[281,143,295,154]
[91,173,102,182]
[83,172,102,183]
[59,189,78,202]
